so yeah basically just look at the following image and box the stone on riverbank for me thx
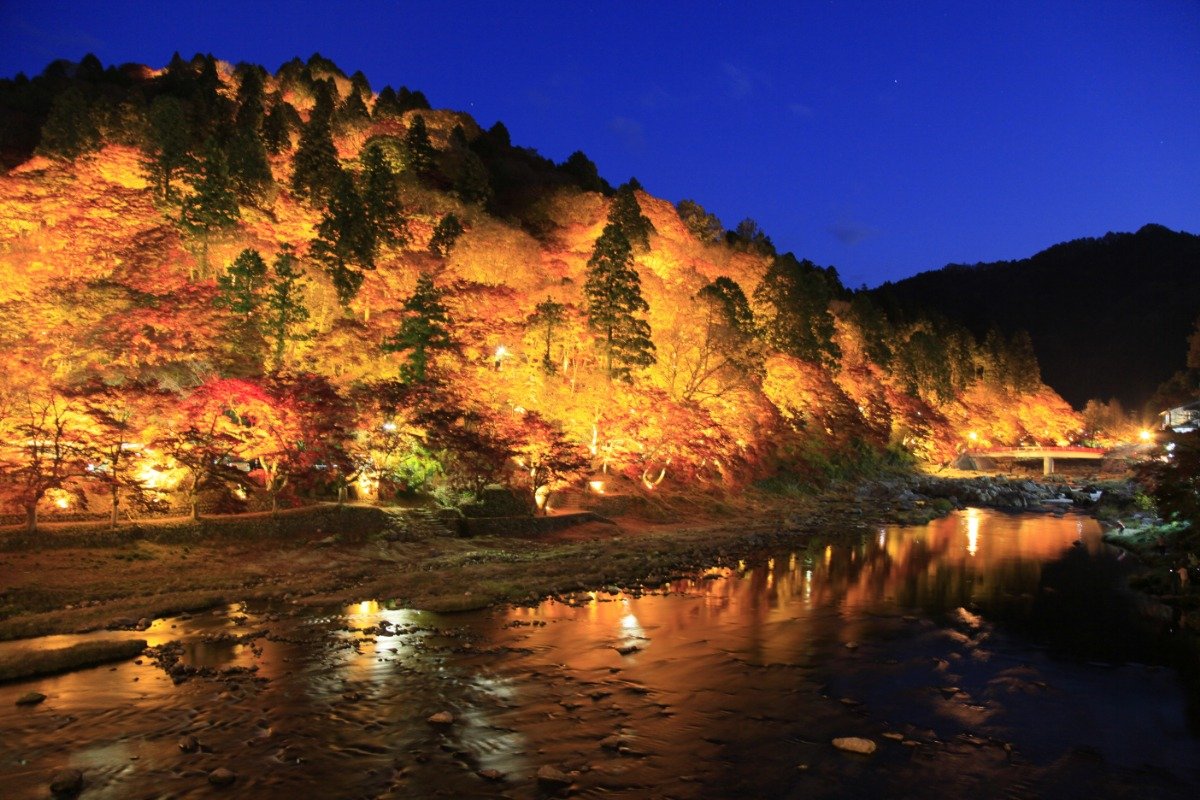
[427,710,454,724]
[832,736,877,755]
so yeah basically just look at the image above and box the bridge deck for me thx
[963,446,1107,475]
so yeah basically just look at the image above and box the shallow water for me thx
[4,509,1200,798]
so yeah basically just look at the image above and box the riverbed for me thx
[4,509,1199,798]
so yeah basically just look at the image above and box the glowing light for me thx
[966,507,980,557]
[137,464,169,489]
[233,486,247,500]
[54,496,70,509]
[1139,429,1152,442]
[495,345,509,359]
[641,462,668,490]
[589,480,606,494]
[967,431,979,443]
[356,472,379,499]
[382,421,398,432]
[534,485,550,509]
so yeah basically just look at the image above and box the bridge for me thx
[961,446,1107,475]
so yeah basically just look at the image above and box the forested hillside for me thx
[873,225,1200,411]
[0,53,1081,529]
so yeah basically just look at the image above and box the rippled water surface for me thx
[4,509,1200,798]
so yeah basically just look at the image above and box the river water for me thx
[4,509,1200,798]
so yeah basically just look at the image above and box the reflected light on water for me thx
[966,507,981,556]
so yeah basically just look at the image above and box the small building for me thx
[1159,399,1200,433]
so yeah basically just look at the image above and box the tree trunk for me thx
[271,492,279,517]
[110,485,120,529]
[190,497,200,520]
[25,503,37,533]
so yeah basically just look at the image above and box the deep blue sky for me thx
[2,1,1197,286]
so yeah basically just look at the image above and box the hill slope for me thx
[872,224,1200,410]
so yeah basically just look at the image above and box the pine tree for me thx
[215,248,269,374]
[234,66,267,131]
[38,86,101,160]
[179,137,240,278]
[226,67,272,201]
[335,90,370,132]
[359,143,408,246]
[291,81,340,203]
[584,223,656,381]
[372,85,403,120]
[192,54,231,138]
[403,114,437,179]
[608,180,655,252]
[263,99,300,154]
[753,253,841,368]
[561,151,609,193]
[382,274,456,383]
[311,170,375,306]
[429,213,463,258]
[528,297,567,374]
[265,245,310,371]
[216,248,268,315]
[447,125,492,205]
[144,94,192,201]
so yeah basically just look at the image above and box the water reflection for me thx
[2,510,1198,800]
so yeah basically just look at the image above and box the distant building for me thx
[1159,399,1200,433]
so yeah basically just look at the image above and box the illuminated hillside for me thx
[0,54,1082,528]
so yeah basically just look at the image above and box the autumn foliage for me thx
[0,54,1083,530]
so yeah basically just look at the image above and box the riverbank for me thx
[0,473,1119,647]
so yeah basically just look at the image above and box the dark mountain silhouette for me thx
[871,224,1200,411]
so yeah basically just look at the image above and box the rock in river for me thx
[427,710,454,725]
[537,765,572,789]
[207,767,236,787]
[16,691,46,706]
[50,768,84,797]
[178,734,200,753]
[832,736,877,755]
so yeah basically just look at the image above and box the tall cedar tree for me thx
[359,143,408,246]
[372,86,403,120]
[560,151,609,193]
[216,248,269,374]
[38,86,101,160]
[263,99,300,153]
[179,137,240,278]
[290,81,340,203]
[227,68,272,201]
[311,170,376,306]
[216,247,268,315]
[382,274,456,383]
[403,114,437,179]
[429,214,463,258]
[447,125,492,205]
[753,253,841,368]
[265,246,310,371]
[528,297,566,374]
[584,223,655,381]
[191,55,230,138]
[609,181,655,251]
[144,94,192,201]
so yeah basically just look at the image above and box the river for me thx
[3,509,1199,798]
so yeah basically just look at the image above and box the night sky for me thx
[2,0,1197,287]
